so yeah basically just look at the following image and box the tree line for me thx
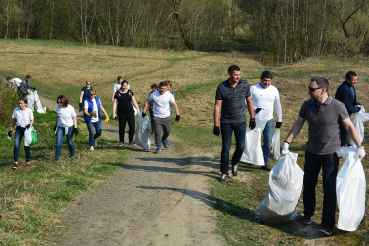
[0,0,368,64]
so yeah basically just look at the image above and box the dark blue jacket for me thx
[335,81,358,115]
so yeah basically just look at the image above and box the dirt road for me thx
[38,95,224,245]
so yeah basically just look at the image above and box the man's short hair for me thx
[311,76,329,92]
[6,77,12,81]
[261,70,273,79]
[228,65,240,74]
[117,76,122,81]
[345,71,357,80]
[26,75,31,79]
[159,81,168,88]
[151,84,159,89]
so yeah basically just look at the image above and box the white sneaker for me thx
[90,146,94,151]
[118,142,124,146]
[94,140,97,146]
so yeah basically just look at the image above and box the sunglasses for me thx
[86,83,91,85]
[89,94,96,96]
[308,87,323,92]
[57,101,62,104]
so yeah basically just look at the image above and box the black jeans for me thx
[303,151,339,230]
[117,111,135,143]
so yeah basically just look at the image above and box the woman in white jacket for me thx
[54,95,78,161]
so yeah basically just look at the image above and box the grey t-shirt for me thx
[215,78,251,124]
[299,96,349,155]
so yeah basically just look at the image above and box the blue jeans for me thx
[55,126,75,160]
[303,151,339,230]
[14,127,31,162]
[262,119,274,165]
[220,122,246,174]
[86,120,102,146]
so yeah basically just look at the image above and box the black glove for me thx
[256,108,262,114]
[213,126,220,136]
[33,87,36,91]
[79,103,83,108]
[54,126,57,131]
[73,128,79,136]
[8,130,12,137]
[249,118,256,130]
[142,112,146,118]
[175,115,180,122]
[275,122,282,128]
[26,124,31,129]
[356,106,361,112]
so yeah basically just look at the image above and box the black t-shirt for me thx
[115,90,134,113]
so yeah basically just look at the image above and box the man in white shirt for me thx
[142,81,180,153]
[250,71,282,171]
[7,77,22,88]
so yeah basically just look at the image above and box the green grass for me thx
[0,109,129,245]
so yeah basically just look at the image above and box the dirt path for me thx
[38,95,224,245]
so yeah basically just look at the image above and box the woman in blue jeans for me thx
[84,88,109,150]
[8,97,34,169]
[54,95,78,161]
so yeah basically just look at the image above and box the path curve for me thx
[38,95,224,245]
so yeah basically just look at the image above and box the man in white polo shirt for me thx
[250,70,282,171]
[7,77,22,88]
[142,81,180,153]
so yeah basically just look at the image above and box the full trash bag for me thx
[258,151,304,221]
[240,109,269,165]
[347,105,369,146]
[33,90,46,114]
[336,146,366,231]
[24,125,37,146]
[270,128,281,160]
[133,109,151,150]
[26,89,35,111]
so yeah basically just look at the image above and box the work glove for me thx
[26,124,31,129]
[356,106,361,113]
[282,141,290,155]
[249,118,256,130]
[175,115,180,122]
[275,122,282,128]
[255,108,262,114]
[355,146,365,161]
[105,117,109,122]
[213,126,220,136]
[8,130,12,137]
[54,126,57,131]
[79,103,83,108]
[73,128,79,136]
[142,112,146,118]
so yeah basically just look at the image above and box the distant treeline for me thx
[1,0,368,64]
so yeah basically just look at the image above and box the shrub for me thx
[0,79,19,127]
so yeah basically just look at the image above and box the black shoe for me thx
[232,164,238,176]
[319,226,332,236]
[261,163,272,171]
[219,174,228,182]
[302,216,312,225]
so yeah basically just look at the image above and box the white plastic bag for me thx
[336,146,366,231]
[133,109,151,150]
[33,90,46,114]
[258,151,304,220]
[26,89,35,111]
[132,103,137,116]
[347,105,369,146]
[270,128,281,160]
[240,109,269,165]
[24,125,33,146]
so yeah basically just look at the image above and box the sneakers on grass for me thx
[301,216,312,225]
[162,140,169,149]
[232,164,238,176]
[129,141,136,146]
[219,174,227,182]
[261,163,272,171]
[12,163,18,170]
[90,146,94,151]
[319,226,332,236]
[155,147,161,153]
[118,142,124,146]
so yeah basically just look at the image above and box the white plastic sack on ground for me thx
[33,90,46,114]
[133,109,151,150]
[26,89,35,111]
[24,125,33,146]
[336,146,366,231]
[240,109,269,165]
[258,151,304,221]
[347,105,369,146]
[270,128,281,160]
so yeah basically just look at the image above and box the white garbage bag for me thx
[26,89,35,111]
[336,146,366,231]
[33,90,46,114]
[347,105,369,146]
[258,151,304,221]
[240,109,269,165]
[24,126,33,146]
[270,128,281,160]
[132,102,137,116]
[133,109,151,150]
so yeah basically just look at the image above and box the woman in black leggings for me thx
[114,80,140,146]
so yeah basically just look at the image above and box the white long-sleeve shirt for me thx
[250,83,282,122]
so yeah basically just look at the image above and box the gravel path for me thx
[38,95,224,246]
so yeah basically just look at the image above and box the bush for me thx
[0,79,19,127]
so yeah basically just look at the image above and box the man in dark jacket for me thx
[335,71,362,146]
[18,75,36,97]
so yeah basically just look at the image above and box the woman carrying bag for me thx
[54,95,78,161]
[8,97,34,169]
